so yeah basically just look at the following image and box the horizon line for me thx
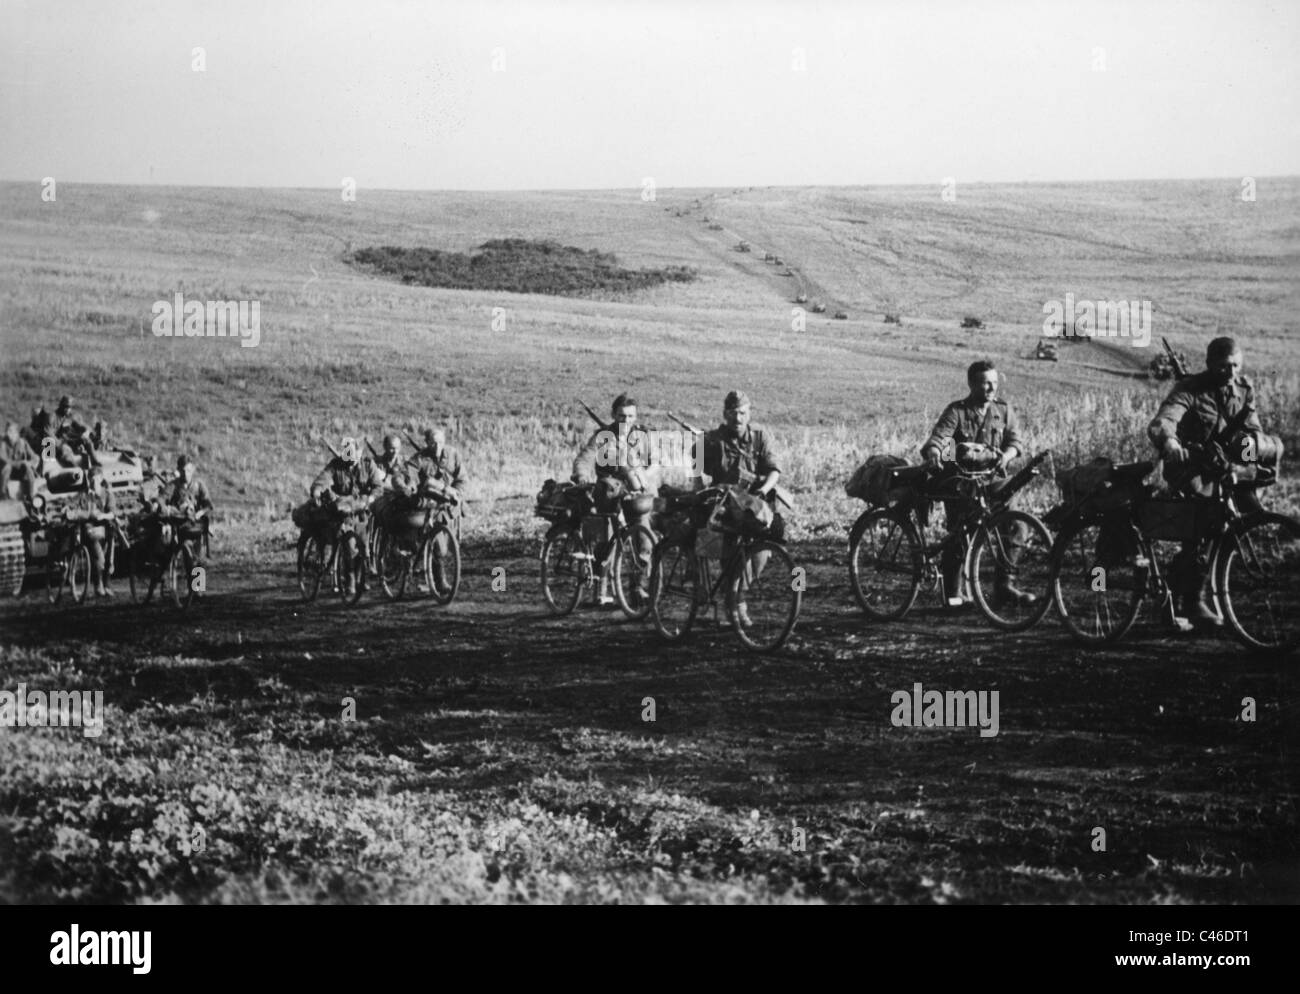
[1,174,1295,196]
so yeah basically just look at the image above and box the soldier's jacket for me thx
[0,434,38,468]
[310,457,383,500]
[1148,372,1262,451]
[924,397,1023,462]
[699,424,780,487]
[411,444,466,495]
[67,479,116,519]
[55,412,89,441]
[572,422,651,487]
[168,476,213,514]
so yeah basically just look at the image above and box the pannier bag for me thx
[845,454,920,506]
[1056,458,1153,512]
[1138,496,1225,543]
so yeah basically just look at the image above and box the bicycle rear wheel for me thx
[540,528,588,616]
[613,524,656,620]
[970,509,1053,631]
[848,508,922,620]
[649,536,699,641]
[732,540,800,652]
[1217,512,1300,653]
[1050,515,1144,645]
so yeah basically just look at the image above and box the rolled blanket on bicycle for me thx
[955,442,1000,472]
[716,486,775,538]
[846,455,927,506]
[372,491,433,533]
[1138,496,1226,543]
[535,479,594,522]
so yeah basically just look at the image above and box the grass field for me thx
[1,178,1297,903]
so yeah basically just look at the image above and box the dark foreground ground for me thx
[1,537,1295,904]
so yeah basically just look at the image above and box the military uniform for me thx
[310,457,384,501]
[168,476,214,514]
[67,477,117,596]
[923,395,1030,606]
[922,397,1023,468]
[699,423,780,487]
[572,423,651,488]
[411,442,466,498]
[1149,370,1268,623]
[373,451,409,488]
[0,433,39,498]
[1149,371,1264,508]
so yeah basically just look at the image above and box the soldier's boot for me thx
[431,541,450,595]
[1182,563,1222,628]
[591,571,614,608]
[940,544,965,608]
[993,523,1037,606]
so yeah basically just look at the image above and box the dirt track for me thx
[5,535,1295,903]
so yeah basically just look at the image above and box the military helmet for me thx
[57,395,74,414]
[383,433,401,453]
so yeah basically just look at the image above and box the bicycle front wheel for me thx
[377,529,411,600]
[67,545,91,605]
[422,524,461,606]
[169,544,196,610]
[613,524,656,621]
[649,536,699,641]
[337,534,365,605]
[1050,515,1145,645]
[1217,512,1300,653]
[970,509,1053,632]
[848,508,922,621]
[732,540,801,652]
[540,528,588,616]
[297,531,326,602]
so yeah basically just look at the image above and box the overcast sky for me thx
[2,0,1297,190]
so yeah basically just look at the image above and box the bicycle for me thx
[648,485,801,652]
[536,481,657,619]
[848,451,1054,631]
[128,505,209,609]
[42,510,95,604]
[375,487,463,604]
[296,494,372,604]
[1049,445,1299,652]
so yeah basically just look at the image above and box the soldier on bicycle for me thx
[66,467,117,598]
[921,360,1034,608]
[692,390,782,627]
[369,434,409,489]
[311,436,384,505]
[407,427,466,596]
[573,394,652,607]
[1148,336,1274,627]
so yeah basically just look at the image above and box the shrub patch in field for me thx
[346,239,697,297]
